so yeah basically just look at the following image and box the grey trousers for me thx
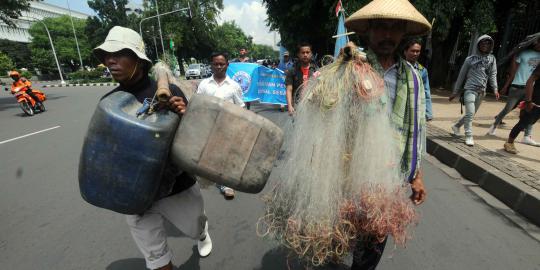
[494,86,533,136]
[126,183,207,269]
[455,90,484,137]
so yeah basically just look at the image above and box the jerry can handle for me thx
[155,68,172,102]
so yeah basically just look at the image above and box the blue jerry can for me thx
[79,91,180,214]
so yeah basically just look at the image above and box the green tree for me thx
[214,21,251,56]
[263,0,535,87]
[0,39,32,69]
[205,21,277,61]
[0,52,14,75]
[263,0,498,57]
[251,44,278,60]
[30,48,56,74]
[0,0,31,27]
[28,15,92,73]
[85,0,139,51]
[141,0,224,62]
[263,0,344,58]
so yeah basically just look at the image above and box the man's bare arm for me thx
[525,72,540,111]
[286,84,295,116]
[500,55,519,95]
[410,169,426,205]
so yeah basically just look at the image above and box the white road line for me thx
[0,126,61,145]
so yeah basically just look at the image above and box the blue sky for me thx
[43,0,277,47]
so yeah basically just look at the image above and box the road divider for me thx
[0,125,61,145]
[42,83,119,88]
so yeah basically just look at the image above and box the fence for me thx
[497,11,540,63]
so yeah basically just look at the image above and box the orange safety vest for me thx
[11,78,32,93]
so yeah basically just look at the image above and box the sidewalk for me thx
[427,88,540,225]
[430,89,540,173]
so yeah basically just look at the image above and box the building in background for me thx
[0,1,89,43]
[125,2,143,15]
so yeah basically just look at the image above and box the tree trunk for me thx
[429,15,464,89]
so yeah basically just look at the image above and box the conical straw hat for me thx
[345,0,431,36]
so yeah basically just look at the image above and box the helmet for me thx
[9,71,20,77]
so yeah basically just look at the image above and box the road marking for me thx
[0,125,61,145]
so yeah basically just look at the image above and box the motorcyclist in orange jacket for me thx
[9,71,40,104]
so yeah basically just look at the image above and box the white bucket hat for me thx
[93,26,152,65]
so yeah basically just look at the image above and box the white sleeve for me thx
[196,80,204,94]
[234,84,245,107]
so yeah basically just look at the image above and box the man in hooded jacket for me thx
[449,35,500,146]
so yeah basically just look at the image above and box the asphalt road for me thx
[0,85,539,270]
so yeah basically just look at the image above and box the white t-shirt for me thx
[196,75,245,107]
[513,49,540,86]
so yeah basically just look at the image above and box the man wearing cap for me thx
[278,51,294,71]
[93,26,212,270]
[344,0,429,268]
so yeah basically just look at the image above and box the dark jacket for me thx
[285,62,318,104]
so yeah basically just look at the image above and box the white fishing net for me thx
[258,48,417,266]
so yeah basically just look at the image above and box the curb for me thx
[426,134,540,226]
[42,83,119,88]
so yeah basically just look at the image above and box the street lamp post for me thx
[23,18,65,84]
[151,26,159,61]
[138,7,191,58]
[66,0,84,70]
[144,27,160,62]
[154,0,165,57]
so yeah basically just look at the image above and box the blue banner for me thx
[334,11,349,59]
[227,63,287,105]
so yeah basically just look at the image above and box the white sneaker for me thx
[521,136,540,147]
[486,124,496,136]
[223,187,235,198]
[451,125,461,136]
[465,136,474,146]
[198,222,212,257]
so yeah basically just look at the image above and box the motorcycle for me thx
[5,85,47,116]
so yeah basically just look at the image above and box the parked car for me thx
[204,64,212,78]
[185,64,205,80]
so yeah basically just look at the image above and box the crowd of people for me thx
[449,33,540,154]
[81,0,539,269]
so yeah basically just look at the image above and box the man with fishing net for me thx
[257,0,429,268]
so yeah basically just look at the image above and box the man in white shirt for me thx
[196,52,245,198]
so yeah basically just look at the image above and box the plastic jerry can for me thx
[171,94,284,193]
[79,91,180,214]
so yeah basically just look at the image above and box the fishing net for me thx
[257,47,418,266]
